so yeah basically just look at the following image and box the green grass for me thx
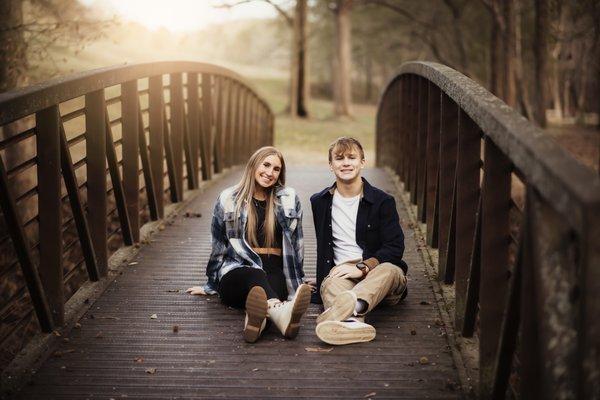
[251,77,376,166]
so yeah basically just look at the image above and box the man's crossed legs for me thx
[316,262,407,345]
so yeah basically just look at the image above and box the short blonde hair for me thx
[328,137,365,162]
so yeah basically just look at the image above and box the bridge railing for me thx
[0,62,273,368]
[376,62,599,399]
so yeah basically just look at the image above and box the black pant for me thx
[218,265,287,309]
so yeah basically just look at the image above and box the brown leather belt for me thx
[252,247,282,256]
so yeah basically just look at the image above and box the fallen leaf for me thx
[364,392,376,398]
[166,289,180,293]
[172,325,179,333]
[52,331,61,337]
[419,356,429,365]
[150,314,158,319]
[419,300,431,305]
[252,368,259,372]
[304,347,334,353]
[435,319,444,326]
[145,368,157,374]
[134,357,144,363]
[128,262,138,266]
[74,323,82,329]
[95,332,103,339]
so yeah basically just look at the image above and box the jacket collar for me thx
[326,177,375,204]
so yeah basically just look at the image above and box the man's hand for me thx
[329,263,363,279]
[186,286,209,295]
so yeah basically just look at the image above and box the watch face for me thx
[357,263,367,270]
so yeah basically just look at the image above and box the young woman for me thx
[187,147,311,343]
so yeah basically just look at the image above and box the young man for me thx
[310,137,408,345]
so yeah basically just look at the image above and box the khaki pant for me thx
[320,262,407,315]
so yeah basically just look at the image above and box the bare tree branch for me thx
[364,0,434,29]
[217,0,293,26]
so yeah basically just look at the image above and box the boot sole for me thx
[244,286,267,343]
[315,321,376,345]
[316,291,356,324]
[283,284,311,339]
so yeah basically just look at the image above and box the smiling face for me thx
[329,145,365,183]
[254,154,282,189]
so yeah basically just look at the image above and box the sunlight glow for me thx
[79,0,278,32]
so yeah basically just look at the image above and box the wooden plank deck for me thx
[16,167,461,399]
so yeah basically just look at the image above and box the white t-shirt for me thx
[331,190,363,265]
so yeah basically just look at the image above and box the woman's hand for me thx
[186,286,208,295]
[304,278,317,292]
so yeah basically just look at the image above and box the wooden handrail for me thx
[0,61,274,372]
[376,61,599,400]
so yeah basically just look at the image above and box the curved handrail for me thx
[0,61,272,126]
[0,61,274,372]
[378,61,600,232]
[376,61,599,399]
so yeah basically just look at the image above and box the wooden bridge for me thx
[0,61,598,399]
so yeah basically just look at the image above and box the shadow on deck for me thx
[15,166,462,400]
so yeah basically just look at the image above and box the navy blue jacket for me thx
[310,178,408,303]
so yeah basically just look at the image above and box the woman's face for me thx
[254,154,282,189]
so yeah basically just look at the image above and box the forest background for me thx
[1,0,599,167]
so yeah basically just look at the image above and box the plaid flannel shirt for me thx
[203,185,305,300]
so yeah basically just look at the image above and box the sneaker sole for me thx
[315,321,376,345]
[283,284,311,339]
[244,286,267,343]
[316,291,356,324]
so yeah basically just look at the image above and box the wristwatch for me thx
[356,262,370,277]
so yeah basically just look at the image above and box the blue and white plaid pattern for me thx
[203,185,305,300]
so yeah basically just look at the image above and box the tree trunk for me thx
[513,0,533,120]
[489,0,503,98]
[533,0,548,127]
[0,0,27,92]
[289,0,309,118]
[332,0,353,117]
[503,0,517,107]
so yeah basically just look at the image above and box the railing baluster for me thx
[162,108,179,203]
[409,75,419,203]
[36,106,63,325]
[149,75,164,218]
[520,186,580,399]
[138,109,159,221]
[86,90,108,276]
[214,76,224,173]
[59,123,99,280]
[201,73,213,180]
[425,83,441,247]
[416,77,429,222]
[454,113,481,329]
[480,136,511,397]
[492,196,526,399]
[438,95,459,280]
[186,73,200,186]
[401,77,410,186]
[122,80,140,241]
[0,157,54,331]
[462,196,481,337]
[105,112,134,245]
[170,73,184,200]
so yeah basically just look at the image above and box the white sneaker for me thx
[244,286,268,343]
[316,290,357,324]
[315,318,376,345]
[267,284,311,339]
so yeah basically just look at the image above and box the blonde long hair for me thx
[234,147,286,248]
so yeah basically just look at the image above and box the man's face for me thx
[329,147,365,183]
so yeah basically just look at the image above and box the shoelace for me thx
[270,301,289,309]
